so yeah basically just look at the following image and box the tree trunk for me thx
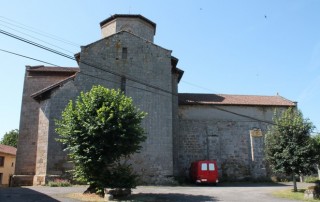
[292,174,297,192]
[317,164,320,180]
[299,174,304,182]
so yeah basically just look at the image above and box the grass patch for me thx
[305,176,320,183]
[272,189,320,202]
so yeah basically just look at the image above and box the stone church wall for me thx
[15,68,76,185]
[177,105,287,181]
[36,31,176,184]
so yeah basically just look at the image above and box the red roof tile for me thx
[179,93,296,107]
[0,144,17,156]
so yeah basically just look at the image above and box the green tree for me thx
[1,129,19,147]
[312,133,320,180]
[55,86,146,196]
[265,108,317,192]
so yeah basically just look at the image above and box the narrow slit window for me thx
[121,76,126,93]
[122,47,127,59]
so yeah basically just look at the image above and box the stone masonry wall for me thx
[101,18,155,42]
[15,68,74,185]
[177,105,287,181]
[79,31,174,184]
[42,31,175,184]
[33,81,79,185]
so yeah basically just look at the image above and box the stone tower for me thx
[100,14,156,42]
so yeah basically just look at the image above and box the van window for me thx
[209,163,215,171]
[201,163,207,171]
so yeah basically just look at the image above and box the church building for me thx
[14,14,295,185]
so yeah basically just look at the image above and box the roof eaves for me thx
[31,74,77,102]
[26,65,79,73]
[100,14,156,31]
[179,101,296,107]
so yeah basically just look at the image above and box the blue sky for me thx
[0,0,319,140]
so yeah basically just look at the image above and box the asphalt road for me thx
[0,182,311,202]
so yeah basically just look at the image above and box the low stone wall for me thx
[304,182,320,200]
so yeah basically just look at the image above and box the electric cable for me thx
[0,16,80,47]
[0,28,175,96]
[2,47,317,133]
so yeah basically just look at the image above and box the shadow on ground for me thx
[0,187,59,202]
[216,182,292,187]
[179,181,294,188]
[114,193,217,202]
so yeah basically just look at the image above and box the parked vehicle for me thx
[189,160,219,184]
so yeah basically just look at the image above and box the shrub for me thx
[47,178,71,187]
[304,176,319,183]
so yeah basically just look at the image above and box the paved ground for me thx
[0,182,312,202]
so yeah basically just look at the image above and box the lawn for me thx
[272,189,319,202]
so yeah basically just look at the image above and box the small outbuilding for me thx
[0,144,16,187]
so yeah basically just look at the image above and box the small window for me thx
[0,156,4,167]
[201,163,208,171]
[209,163,215,171]
[121,77,126,93]
[12,162,14,167]
[122,47,127,59]
[0,173,2,184]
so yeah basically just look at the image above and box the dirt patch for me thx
[67,193,105,201]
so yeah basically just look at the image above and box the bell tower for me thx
[100,14,156,42]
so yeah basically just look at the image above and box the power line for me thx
[0,19,219,96]
[0,28,175,96]
[3,47,316,133]
[0,29,74,60]
[78,71,172,99]
[0,22,76,54]
[0,48,172,99]
[0,16,80,47]
[0,29,284,126]
[0,48,59,66]
[2,28,311,131]
[181,80,218,94]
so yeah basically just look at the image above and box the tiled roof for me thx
[0,144,17,156]
[26,65,79,72]
[179,93,296,107]
[100,14,156,30]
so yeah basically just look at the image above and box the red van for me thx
[189,160,219,184]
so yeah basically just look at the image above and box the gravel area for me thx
[0,182,313,202]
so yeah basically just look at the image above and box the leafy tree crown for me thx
[265,107,316,176]
[55,86,147,194]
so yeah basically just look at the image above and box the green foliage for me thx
[47,178,71,187]
[0,129,19,147]
[312,134,320,163]
[55,86,146,195]
[265,108,318,177]
[304,176,319,183]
